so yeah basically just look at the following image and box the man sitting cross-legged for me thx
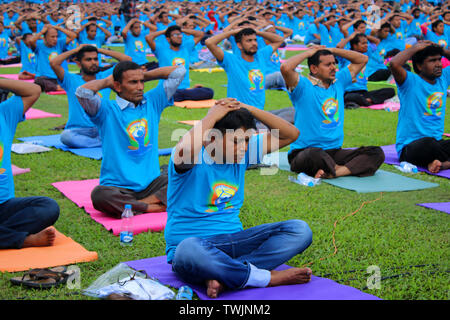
[0,79,59,249]
[165,98,313,299]
[76,61,186,218]
[390,41,450,173]
[281,46,385,179]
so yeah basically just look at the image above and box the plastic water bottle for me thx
[120,204,134,246]
[175,286,193,300]
[289,172,320,187]
[395,161,418,174]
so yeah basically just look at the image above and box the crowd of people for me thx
[0,0,449,299]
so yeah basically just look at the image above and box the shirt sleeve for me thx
[288,75,307,104]
[338,67,353,89]
[0,95,25,126]
[75,86,102,117]
[162,65,186,101]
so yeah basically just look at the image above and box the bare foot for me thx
[314,169,326,179]
[22,227,56,248]
[206,279,225,298]
[268,267,312,287]
[334,164,351,177]
[428,160,441,173]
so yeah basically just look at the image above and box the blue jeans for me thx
[0,197,60,249]
[60,127,102,148]
[265,71,286,89]
[171,220,312,290]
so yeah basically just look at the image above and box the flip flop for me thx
[10,266,72,289]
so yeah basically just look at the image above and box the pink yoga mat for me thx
[12,164,30,176]
[25,108,62,120]
[46,90,67,95]
[0,74,34,82]
[52,179,167,236]
[0,63,22,68]
[360,102,400,111]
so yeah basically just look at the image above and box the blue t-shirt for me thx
[89,82,172,192]
[0,96,24,204]
[60,69,113,129]
[425,29,448,49]
[366,41,389,77]
[218,45,273,110]
[35,37,67,79]
[288,68,353,151]
[19,41,36,74]
[164,134,264,263]
[124,30,150,65]
[304,24,319,45]
[266,49,282,75]
[154,36,195,89]
[395,69,450,156]
[0,30,11,59]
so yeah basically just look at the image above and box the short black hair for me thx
[431,20,443,33]
[76,45,98,61]
[307,49,335,69]
[380,22,391,31]
[412,45,444,74]
[165,25,182,38]
[235,28,256,43]
[353,20,366,30]
[158,11,167,19]
[213,108,256,133]
[113,61,141,83]
[350,33,367,50]
[22,33,32,41]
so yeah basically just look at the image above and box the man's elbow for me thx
[280,62,291,77]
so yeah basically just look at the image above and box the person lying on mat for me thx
[0,79,59,249]
[51,44,131,149]
[165,98,312,299]
[390,41,450,173]
[280,45,385,179]
[28,24,77,93]
[145,24,214,102]
[75,61,185,218]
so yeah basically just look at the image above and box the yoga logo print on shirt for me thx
[28,52,36,64]
[424,92,444,120]
[48,51,58,61]
[172,57,186,67]
[270,51,280,64]
[134,40,144,53]
[0,38,6,48]
[321,98,340,129]
[205,183,238,213]
[438,39,448,48]
[0,141,6,180]
[248,69,264,92]
[126,118,152,156]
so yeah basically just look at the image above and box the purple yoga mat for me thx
[381,144,450,179]
[125,256,381,300]
[416,202,450,214]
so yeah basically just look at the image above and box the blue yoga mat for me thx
[18,134,173,160]
[322,169,439,193]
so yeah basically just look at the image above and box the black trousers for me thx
[173,87,214,102]
[344,88,396,106]
[368,69,391,82]
[399,137,450,168]
[91,175,168,218]
[288,146,385,177]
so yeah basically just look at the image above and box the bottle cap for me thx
[125,204,132,210]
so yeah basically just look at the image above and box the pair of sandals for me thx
[10,266,75,289]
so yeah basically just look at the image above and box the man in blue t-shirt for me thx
[75,61,186,218]
[146,24,214,102]
[51,44,132,149]
[205,26,284,110]
[0,78,59,249]
[390,41,450,173]
[281,46,385,179]
[166,97,313,299]
[122,18,156,70]
[29,24,77,92]
[16,33,37,80]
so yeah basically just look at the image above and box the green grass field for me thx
[0,49,449,300]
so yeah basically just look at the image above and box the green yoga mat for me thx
[322,169,439,193]
[262,152,439,193]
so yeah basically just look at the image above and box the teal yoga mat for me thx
[322,169,439,193]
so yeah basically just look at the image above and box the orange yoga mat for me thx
[173,99,216,109]
[0,229,98,272]
[177,120,200,126]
